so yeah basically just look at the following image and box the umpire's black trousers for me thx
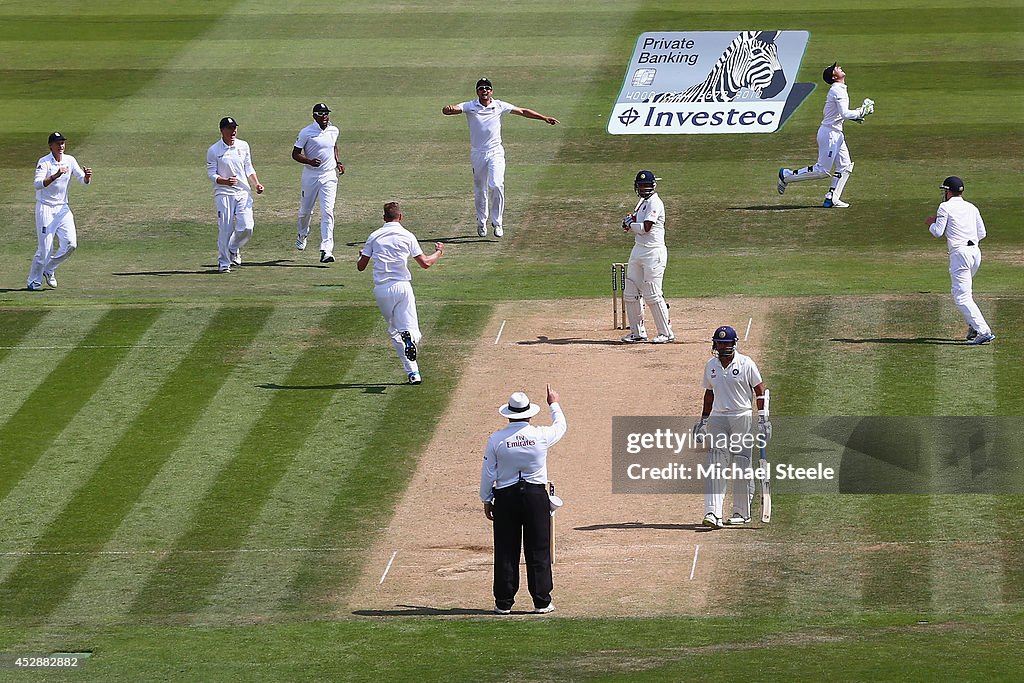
[492,482,552,611]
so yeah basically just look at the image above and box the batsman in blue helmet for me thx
[692,325,770,528]
[619,170,675,344]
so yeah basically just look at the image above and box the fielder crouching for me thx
[481,385,566,615]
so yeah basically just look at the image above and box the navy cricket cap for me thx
[712,325,738,343]
[47,131,67,143]
[822,62,838,84]
[312,103,331,114]
[941,176,965,193]
[476,77,492,89]
[219,116,238,129]
[635,169,658,184]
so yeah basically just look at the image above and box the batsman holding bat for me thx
[693,326,771,529]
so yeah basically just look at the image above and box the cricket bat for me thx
[760,390,772,523]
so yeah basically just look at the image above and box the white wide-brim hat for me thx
[499,391,541,419]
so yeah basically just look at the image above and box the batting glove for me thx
[758,416,773,443]
[693,417,709,440]
[622,214,635,229]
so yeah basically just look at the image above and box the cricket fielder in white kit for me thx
[777,62,874,208]
[27,131,92,291]
[292,102,344,263]
[619,170,674,344]
[206,116,264,273]
[357,202,445,385]
[693,326,770,528]
[441,77,559,238]
[926,176,995,345]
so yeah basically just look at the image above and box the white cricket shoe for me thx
[494,605,511,615]
[533,602,555,614]
[230,250,242,266]
[777,168,790,195]
[295,236,307,251]
[620,333,648,343]
[823,197,849,208]
[27,281,43,291]
[43,272,57,288]
[493,224,504,237]
[477,224,487,237]
[650,334,675,344]
[702,512,723,529]
[407,371,422,385]
[725,513,750,526]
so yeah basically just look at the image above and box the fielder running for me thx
[776,62,874,208]
[206,116,264,273]
[292,102,344,263]
[693,326,770,528]
[441,77,559,238]
[357,202,445,385]
[926,176,995,345]
[27,131,92,291]
[619,170,674,344]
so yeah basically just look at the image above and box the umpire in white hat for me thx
[480,384,567,614]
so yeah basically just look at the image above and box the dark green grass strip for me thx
[0,306,270,621]
[0,307,161,503]
[993,298,1024,606]
[129,305,379,616]
[859,299,941,610]
[0,309,47,361]
[281,303,491,612]
[762,299,831,416]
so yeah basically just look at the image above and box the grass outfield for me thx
[1,0,1022,680]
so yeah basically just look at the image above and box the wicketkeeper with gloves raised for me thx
[693,326,770,529]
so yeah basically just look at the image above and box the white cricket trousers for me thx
[28,202,77,287]
[949,245,991,335]
[624,247,673,339]
[215,192,254,271]
[297,173,337,254]
[373,280,421,374]
[704,414,754,520]
[471,147,506,229]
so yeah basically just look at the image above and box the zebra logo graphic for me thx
[645,31,786,103]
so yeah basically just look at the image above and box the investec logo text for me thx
[614,103,778,134]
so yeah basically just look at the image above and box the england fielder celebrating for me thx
[776,62,874,208]
[441,77,559,238]
[206,117,264,273]
[693,326,770,528]
[292,103,344,263]
[27,131,92,291]
[926,176,995,345]
[357,202,445,385]
[619,170,674,344]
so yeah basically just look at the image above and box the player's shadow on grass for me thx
[344,235,496,247]
[258,382,400,393]
[830,337,963,346]
[352,605,495,617]
[518,336,623,346]
[727,205,819,211]
[575,522,705,532]
[113,261,329,276]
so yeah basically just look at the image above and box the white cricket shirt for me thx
[34,153,87,206]
[820,83,861,131]
[703,351,763,416]
[929,196,986,251]
[206,139,255,197]
[631,191,667,254]
[294,122,339,177]
[360,221,423,285]
[460,98,516,152]
[480,403,567,501]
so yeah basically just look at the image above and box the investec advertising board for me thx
[609,30,812,135]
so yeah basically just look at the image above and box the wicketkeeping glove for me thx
[758,416,773,443]
[861,98,874,116]
[693,417,708,439]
